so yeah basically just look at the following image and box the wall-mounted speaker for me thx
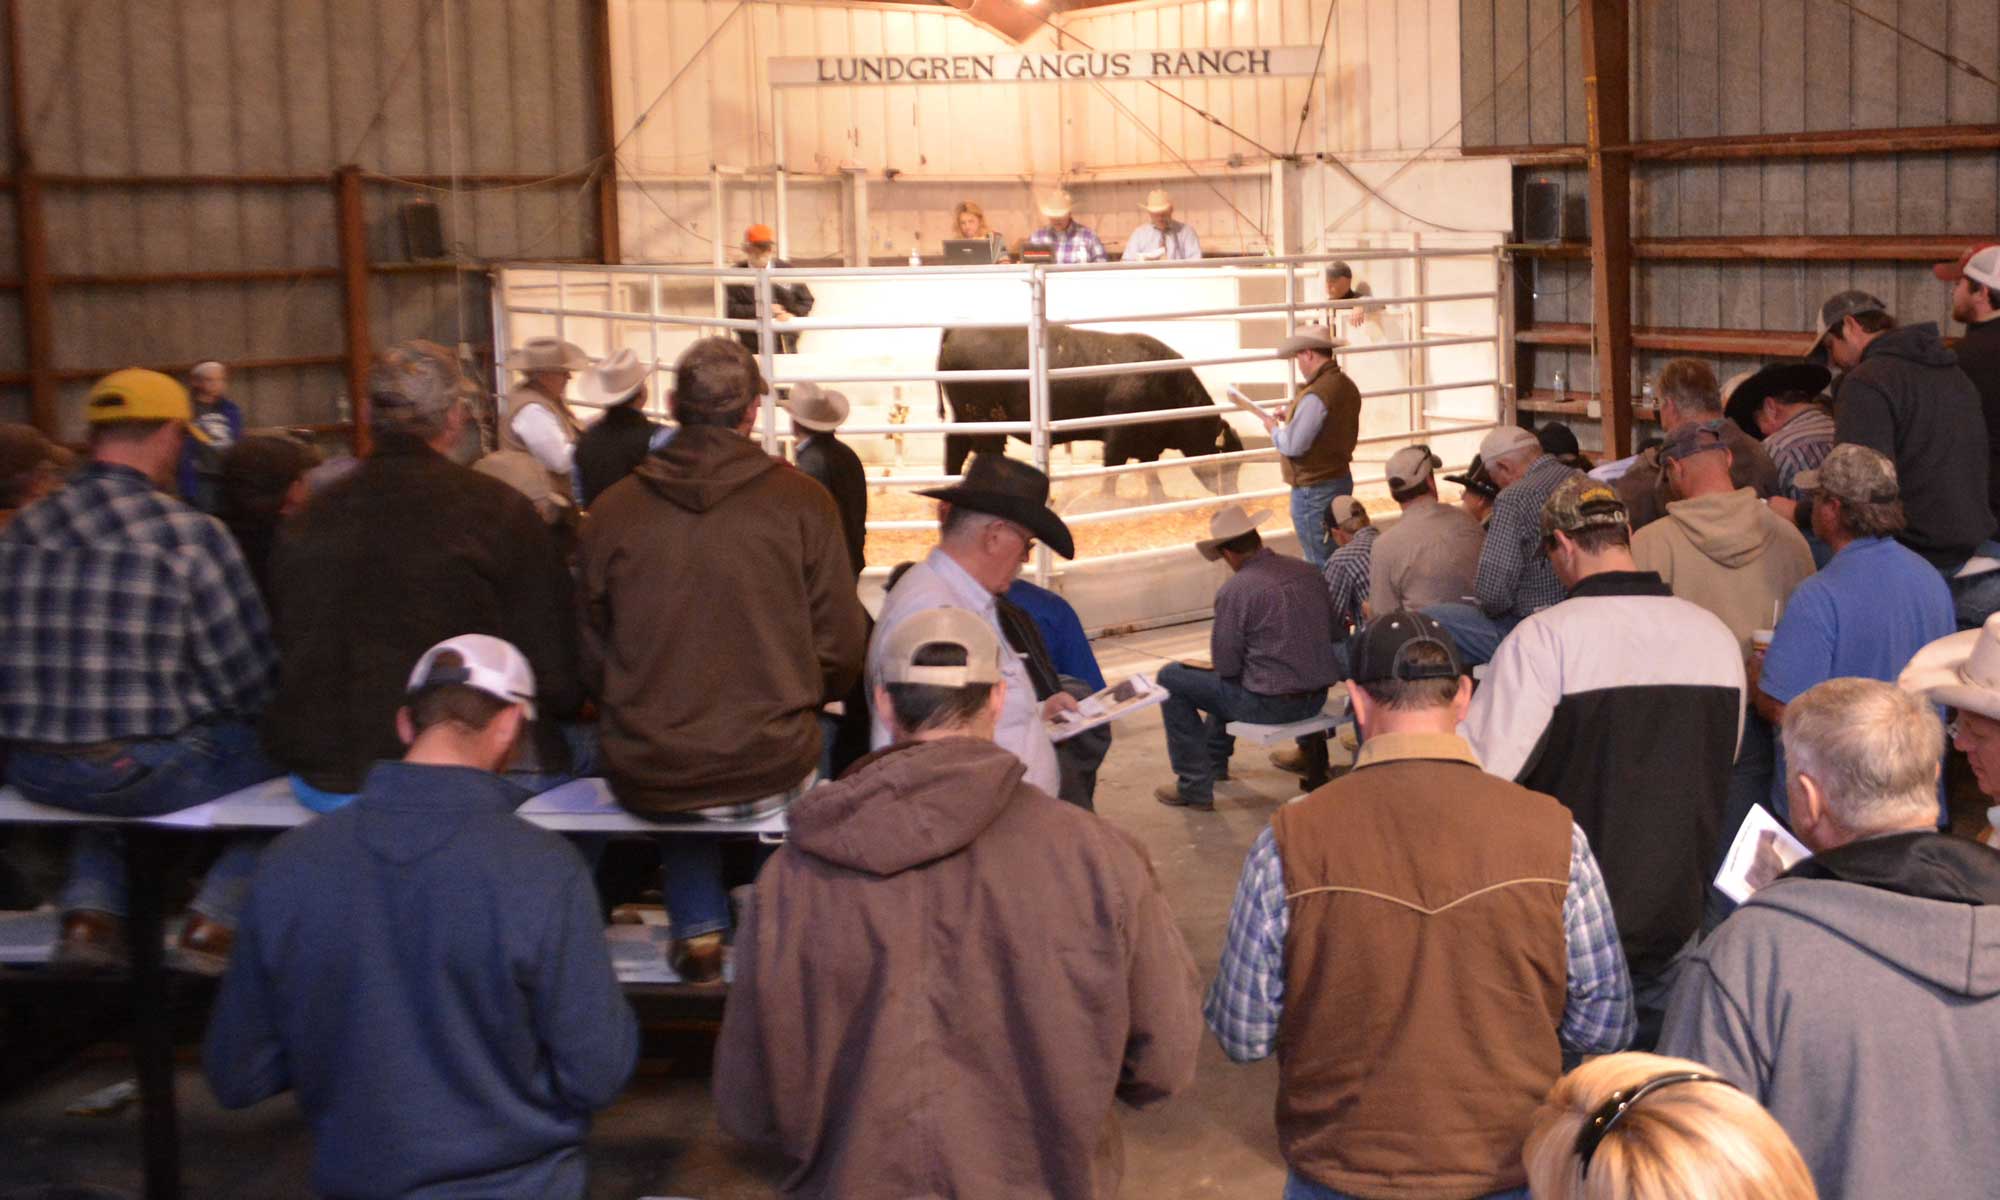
[401,201,446,261]
[1521,178,1563,244]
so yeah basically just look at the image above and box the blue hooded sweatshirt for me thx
[203,761,638,1199]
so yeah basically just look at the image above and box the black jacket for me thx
[262,434,584,792]
[1834,322,1996,565]
[794,433,866,577]
[1955,316,2000,524]
[575,403,660,509]
[725,261,815,355]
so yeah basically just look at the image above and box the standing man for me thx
[1661,678,2000,1200]
[727,223,815,356]
[1026,190,1108,264]
[1617,359,1780,531]
[1938,245,2000,524]
[582,337,867,981]
[1262,324,1360,570]
[571,348,661,509]
[1209,610,1633,1200]
[179,359,243,513]
[1323,261,1376,331]
[1464,475,1744,1044]
[870,452,1079,797]
[0,369,278,968]
[1723,361,1835,501]
[1154,506,1342,811]
[499,337,589,507]
[783,382,867,578]
[1121,189,1202,261]
[715,609,1200,1198]
[206,636,638,1200]
[1369,443,1484,614]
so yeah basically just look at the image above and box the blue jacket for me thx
[203,761,637,1199]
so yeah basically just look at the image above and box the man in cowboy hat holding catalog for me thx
[1261,324,1363,571]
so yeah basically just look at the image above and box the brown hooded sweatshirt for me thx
[714,736,1203,1198]
[578,424,867,814]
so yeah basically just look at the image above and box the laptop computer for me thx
[942,238,997,265]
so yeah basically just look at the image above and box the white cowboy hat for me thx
[1195,504,1273,561]
[1275,324,1344,357]
[1140,188,1174,214]
[1900,613,2000,722]
[578,348,653,408]
[505,337,590,372]
[1039,189,1075,220]
[781,382,850,432]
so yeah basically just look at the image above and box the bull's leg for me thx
[1143,462,1171,505]
[944,433,972,477]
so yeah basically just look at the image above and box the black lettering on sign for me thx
[1248,49,1270,73]
[1151,52,1171,75]
[1174,52,1196,74]
[816,58,836,83]
[971,56,995,79]
[860,59,883,82]
[1110,52,1131,76]
[933,57,949,79]
[1197,50,1222,74]
[1221,50,1246,73]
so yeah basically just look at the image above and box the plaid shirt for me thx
[1763,405,1836,500]
[1475,454,1581,619]
[1205,802,1634,1062]
[0,462,276,743]
[1321,525,1377,637]
[1027,222,1109,264]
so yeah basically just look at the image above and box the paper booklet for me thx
[1713,804,1811,904]
[1045,674,1170,743]
[1225,384,1273,421]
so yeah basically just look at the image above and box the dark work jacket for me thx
[1616,420,1780,532]
[794,433,867,577]
[262,434,584,792]
[574,402,661,509]
[725,261,815,355]
[1955,316,2000,523]
[1834,322,1997,565]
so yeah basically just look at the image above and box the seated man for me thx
[1369,443,1483,614]
[1661,678,2000,1200]
[1,369,278,971]
[1210,610,1632,1200]
[1156,506,1343,811]
[1320,495,1376,647]
[715,608,1200,1198]
[1616,358,1780,531]
[205,635,638,1200]
[1121,189,1202,261]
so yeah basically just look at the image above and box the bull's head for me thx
[1194,419,1244,497]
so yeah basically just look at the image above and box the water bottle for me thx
[910,233,922,269]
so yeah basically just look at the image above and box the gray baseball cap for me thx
[877,608,1003,687]
[1807,289,1889,366]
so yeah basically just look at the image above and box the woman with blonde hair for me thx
[952,199,1011,262]
[1523,1052,1817,1200]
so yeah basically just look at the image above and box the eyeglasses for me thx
[1573,1071,1732,1178]
[992,521,1037,554]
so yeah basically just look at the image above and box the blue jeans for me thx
[1158,664,1326,806]
[1421,602,1520,668]
[4,720,278,924]
[1292,476,1353,571]
[656,771,814,940]
[1283,1171,1525,1200]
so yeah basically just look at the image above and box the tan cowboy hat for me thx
[780,381,849,432]
[1195,504,1272,561]
[1275,324,1344,357]
[1039,189,1075,220]
[578,348,653,408]
[1140,188,1174,214]
[1901,613,2000,722]
[505,337,590,372]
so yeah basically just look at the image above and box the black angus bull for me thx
[937,325,1243,503]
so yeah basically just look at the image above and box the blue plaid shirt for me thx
[1321,524,1377,638]
[1204,746,1634,1062]
[0,462,276,743]
[1028,222,1108,264]
[1475,454,1582,619]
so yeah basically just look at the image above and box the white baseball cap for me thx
[877,608,1003,687]
[1477,425,1542,463]
[405,634,538,720]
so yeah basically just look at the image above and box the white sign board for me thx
[770,47,1323,87]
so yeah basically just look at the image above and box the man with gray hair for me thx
[179,359,243,513]
[1661,677,2000,1200]
[265,339,585,808]
[1615,358,1779,531]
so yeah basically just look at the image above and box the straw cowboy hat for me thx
[1275,324,1344,357]
[1038,189,1076,220]
[1140,189,1174,214]
[919,452,1075,559]
[1195,504,1272,561]
[578,348,653,408]
[505,337,590,372]
[780,382,850,433]
[1901,612,2000,723]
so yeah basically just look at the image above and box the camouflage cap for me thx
[1540,472,1628,539]
[1795,442,1899,506]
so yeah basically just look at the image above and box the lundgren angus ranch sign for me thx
[769,47,1322,86]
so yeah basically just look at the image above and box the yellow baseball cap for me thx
[85,369,192,425]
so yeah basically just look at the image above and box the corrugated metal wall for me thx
[1462,0,2000,410]
[8,0,605,438]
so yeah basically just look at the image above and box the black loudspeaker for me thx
[1521,179,1563,243]
[401,201,446,261]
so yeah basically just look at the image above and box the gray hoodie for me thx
[1660,831,2000,1200]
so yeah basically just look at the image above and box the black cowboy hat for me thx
[1724,361,1831,439]
[1444,454,1500,501]
[919,452,1076,559]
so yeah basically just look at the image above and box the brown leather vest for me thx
[1281,361,1361,486]
[1272,740,1572,1198]
[498,383,582,501]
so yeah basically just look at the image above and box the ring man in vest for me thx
[499,337,589,506]
[1207,609,1634,1200]
[1260,325,1361,570]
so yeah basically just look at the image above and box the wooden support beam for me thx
[1516,322,1818,357]
[1463,122,2000,168]
[335,166,373,456]
[5,0,54,435]
[1510,234,1974,263]
[591,0,621,264]
[1580,0,1633,457]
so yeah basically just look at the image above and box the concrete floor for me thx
[0,619,1324,1200]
